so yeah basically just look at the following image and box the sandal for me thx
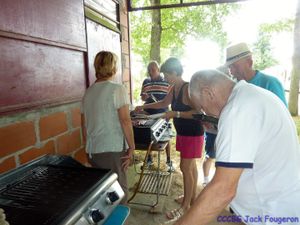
[174,195,184,204]
[166,208,184,220]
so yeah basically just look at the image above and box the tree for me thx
[289,0,300,116]
[130,1,238,64]
[252,19,294,71]
[149,0,162,63]
[252,30,278,71]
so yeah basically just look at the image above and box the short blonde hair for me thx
[94,51,118,79]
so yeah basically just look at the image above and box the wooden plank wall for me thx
[0,0,87,114]
[0,0,132,173]
[85,18,122,85]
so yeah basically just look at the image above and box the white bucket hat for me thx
[225,42,252,66]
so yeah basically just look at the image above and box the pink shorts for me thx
[176,135,204,159]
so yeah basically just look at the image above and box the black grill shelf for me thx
[0,161,112,225]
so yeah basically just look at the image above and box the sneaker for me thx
[141,157,153,170]
[166,161,175,172]
[146,157,154,167]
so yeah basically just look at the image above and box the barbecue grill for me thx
[129,113,174,207]
[0,155,125,225]
[131,111,173,145]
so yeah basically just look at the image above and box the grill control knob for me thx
[88,209,105,224]
[105,191,119,205]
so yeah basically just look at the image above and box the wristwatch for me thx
[176,111,180,118]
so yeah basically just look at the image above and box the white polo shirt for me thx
[216,81,300,224]
[82,81,130,155]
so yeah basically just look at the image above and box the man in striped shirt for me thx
[140,61,174,171]
[141,61,170,114]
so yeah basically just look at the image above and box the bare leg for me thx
[203,157,210,177]
[174,159,198,205]
[165,141,171,160]
[180,158,197,210]
[166,157,200,220]
[191,160,198,204]
[203,157,213,183]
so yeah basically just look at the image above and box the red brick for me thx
[0,121,36,157]
[121,26,128,41]
[74,148,89,165]
[124,54,130,69]
[122,68,130,82]
[71,108,82,128]
[19,140,55,164]
[0,156,16,174]
[122,82,131,97]
[121,40,129,54]
[39,112,68,140]
[57,129,81,155]
[120,11,128,27]
[120,0,127,12]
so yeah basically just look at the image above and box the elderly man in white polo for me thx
[174,69,300,225]
[225,42,287,106]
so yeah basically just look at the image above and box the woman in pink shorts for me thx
[135,57,204,220]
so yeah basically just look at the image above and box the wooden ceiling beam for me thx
[127,0,250,12]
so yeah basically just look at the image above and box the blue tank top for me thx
[171,83,204,136]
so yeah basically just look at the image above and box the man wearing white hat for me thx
[225,42,287,106]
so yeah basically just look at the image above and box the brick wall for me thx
[0,102,88,174]
[120,0,132,98]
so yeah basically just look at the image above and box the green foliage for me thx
[132,83,142,104]
[130,2,239,66]
[130,10,153,64]
[259,19,295,33]
[252,31,278,70]
[130,1,239,104]
[253,19,294,70]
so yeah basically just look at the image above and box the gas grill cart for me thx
[128,112,218,209]
[128,116,174,209]
[0,155,129,225]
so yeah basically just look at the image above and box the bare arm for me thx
[81,114,86,144]
[141,93,149,101]
[118,104,135,170]
[164,110,198,119]
[164,84,199,119]
[140,81,149,101]
[135,86,174,111]
[175,167,243,225]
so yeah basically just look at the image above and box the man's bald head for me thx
[189,69,232,96]
[189,69,235,117]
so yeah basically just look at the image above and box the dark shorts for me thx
[205,133,217,159]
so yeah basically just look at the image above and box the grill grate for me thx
[0,165,111,225]
[137,172,172,195]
